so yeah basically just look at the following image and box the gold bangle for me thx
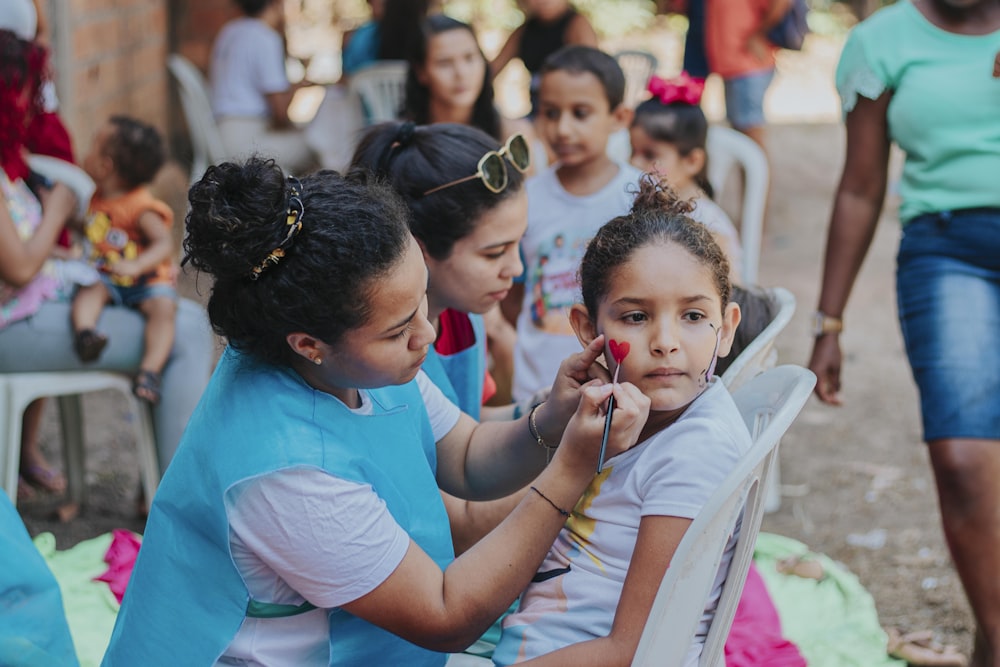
[528,402,557,461]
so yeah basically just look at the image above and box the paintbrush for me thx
[598,340,630,473]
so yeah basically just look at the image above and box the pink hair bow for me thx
[647,72,706,106]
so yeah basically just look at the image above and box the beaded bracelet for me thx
[528,402,558,462]
[530,485,570,517]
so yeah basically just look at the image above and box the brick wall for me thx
[45,0,236,162]
[170,0,237,72]
[46,0,173,157]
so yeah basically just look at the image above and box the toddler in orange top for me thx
[72,116,176,404]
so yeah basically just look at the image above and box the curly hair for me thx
[403,14,501,140]
[183,157,412,366]
[0,29,47,179]
[578,174,731,319]
[104,116,166,189]
[351,121,525,260]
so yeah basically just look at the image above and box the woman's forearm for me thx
[817,189,884,317]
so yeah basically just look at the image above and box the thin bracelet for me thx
[530,485,570,517]
[528,402,558,461]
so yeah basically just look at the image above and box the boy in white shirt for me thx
[504,46,641,403]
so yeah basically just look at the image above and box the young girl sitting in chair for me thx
[629,73,743,284]
[492,176,752,666]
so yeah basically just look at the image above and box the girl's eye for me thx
[542,108,559,121]
[623,312,646,323]
[573,108,590,120]
[485,251,505,260]
[684,312,706,322]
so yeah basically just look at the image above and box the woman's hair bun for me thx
[630,173,695,219]
[183,158,288,282]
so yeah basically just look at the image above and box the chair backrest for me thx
[348,60,408,125]
[166,54,228,184]
[614,50,658,109]
[722,287,796,392]
[631,365,816,667]
[705,126,769,286]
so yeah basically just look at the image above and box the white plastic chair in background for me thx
[0,372,159,508]
[722,286,796,513]
[631,365,816,667]
[348,60,408,125]
[613,49,658,109]
[705,126,769,286]
[167,53,228,184]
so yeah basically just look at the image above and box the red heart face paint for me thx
[608,339,630,383]
[608,339,630,364]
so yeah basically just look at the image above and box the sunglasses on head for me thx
[422,134,531,197]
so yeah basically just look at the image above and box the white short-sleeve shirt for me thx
[217,371,461,666]
[210,17,290,119]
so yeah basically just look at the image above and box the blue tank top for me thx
[422,312,487,419]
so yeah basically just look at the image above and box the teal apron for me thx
[422,312,486,419]
[103,347,454,666]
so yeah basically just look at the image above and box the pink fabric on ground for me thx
[725,562,806,667]
[93,529,142,604]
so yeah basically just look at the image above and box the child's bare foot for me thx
[74,328,108,363]
[133,369,162,405]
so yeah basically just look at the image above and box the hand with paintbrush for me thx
[598,338,631,472]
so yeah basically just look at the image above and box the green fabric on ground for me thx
[33,532,121,667]
[754,532,905,667]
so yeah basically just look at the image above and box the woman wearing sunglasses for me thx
[352,121,558,546]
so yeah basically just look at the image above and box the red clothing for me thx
[705,0,777,79]
[435,309,497,406]
[85,187,175,287]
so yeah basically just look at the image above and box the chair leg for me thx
[57,394,87,506]
[2,382,21,505]
[133,401,160,506]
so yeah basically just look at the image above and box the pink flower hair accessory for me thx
[647,72,706,106]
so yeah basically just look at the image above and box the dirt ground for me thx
[15,29,977,662]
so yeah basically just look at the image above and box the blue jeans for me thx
[723,69,774,131]
[896,208,1000,441]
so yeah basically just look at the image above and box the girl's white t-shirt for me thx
[493,380,751,666]
[690,196,744,283]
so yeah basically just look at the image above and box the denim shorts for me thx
[723,68,774,131]
[101,276,177,308]
[896,208,1000,442]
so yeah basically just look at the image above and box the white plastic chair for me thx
[348,60,408,125]
[167,53,228,184]
[614,49,658,109]
[0,372,159,508]
[722,286,796,513]
[631,365,816,667]
[706,126,769,286]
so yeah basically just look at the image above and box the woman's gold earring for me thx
[313,357,322,366]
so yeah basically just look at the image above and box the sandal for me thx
[74,328,108,363]
[20,463,67,495]
[885,627,967,667]
[133,369,162,405]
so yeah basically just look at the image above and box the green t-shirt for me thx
[836,1,1000,223]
